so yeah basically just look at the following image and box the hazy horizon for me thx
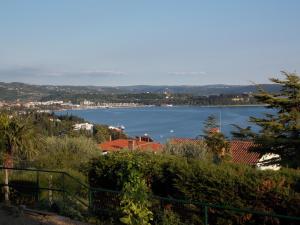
[0,80,278,87]
[1,1,299,86]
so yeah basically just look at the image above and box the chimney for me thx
[109,135,112,142]
[128,140,135,150]
[209,128,220,134]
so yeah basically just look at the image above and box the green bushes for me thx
[28,136,101,214]
[163,142,209,160]
[88,151,300,224]
[33,136,100,174]
[120,169,153,225]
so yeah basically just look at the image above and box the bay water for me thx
[56,106,273,143]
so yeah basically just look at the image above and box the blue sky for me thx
[0,0,299,86]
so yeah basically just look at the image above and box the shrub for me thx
[33,136,100,173]
[160,209,182,225]
[120,169,153,225]
[163,142,209,160]
[88,151,300,224]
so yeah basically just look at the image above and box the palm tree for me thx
[0,113,36,203]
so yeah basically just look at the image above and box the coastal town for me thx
[0,92,256,111]
[0,99,144,111]
[1,1,300,224]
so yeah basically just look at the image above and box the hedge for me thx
[88,151,300,224]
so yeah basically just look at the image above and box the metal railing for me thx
[1,166,300,225]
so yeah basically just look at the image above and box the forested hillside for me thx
[0,82,280,102]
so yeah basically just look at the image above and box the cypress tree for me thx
[233,71,300,168]
[203,114,230,163]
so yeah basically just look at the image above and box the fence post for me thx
[88,188,92,213]
[204,205,208,225]
[62,173,66,210]
[4,168,10,203]
[36,171,40,202]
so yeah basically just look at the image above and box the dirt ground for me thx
[0,207,90,225]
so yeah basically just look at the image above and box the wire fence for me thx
[1,167,300,225]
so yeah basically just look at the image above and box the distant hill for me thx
[117,84,281,95]
[0,82,281,101]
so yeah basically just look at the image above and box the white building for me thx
[73,123,94,132]
[256,153,281,171]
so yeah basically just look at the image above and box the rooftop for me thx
[99,139,162,152]
[170,138,261,165]
[230,140,260,165]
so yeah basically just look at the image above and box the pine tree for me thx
[203,114,219,136]
[233,71,300,168]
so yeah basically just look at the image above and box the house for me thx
[99,138,162,154]
[108,125,125,132]
[73,123,94,132]
[230,140,280,170]
[81,99,94,106]
[49,118,61,122]
[169,138,281,170]
[170,138,203,145]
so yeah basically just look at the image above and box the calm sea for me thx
[55,106,273,143]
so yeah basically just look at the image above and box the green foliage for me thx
[120,169,153,225]
[203,114,219,134]
[160,209,182,225]
[163,142,209,160]
[94,125,111,143]
[0,81,277,105]
[33,136,100,172]
[0,112,38,164]
[231,124,256,140]
[203,115,230,163]
[233,72,300,168]
[93,124,127,143]
[89,151,300,224]
[28,112,84,137]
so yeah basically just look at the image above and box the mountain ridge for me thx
[0,82,281,101]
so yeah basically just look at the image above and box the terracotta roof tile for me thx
[170,138,261,165]
[170,138,203,144]
[230,140,261,165]
[99,139,162,152]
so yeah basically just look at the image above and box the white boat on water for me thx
[108,125,125,131]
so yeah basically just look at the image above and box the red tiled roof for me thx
[137,142,162,151]
[99,139,162,152]
[209,127,220,133]
[170,138,203,144]
[170,138,261,165]
[230,140,261,165]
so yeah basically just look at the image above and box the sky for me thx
[0,0,300,86]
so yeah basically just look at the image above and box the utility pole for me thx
[219,111,222,132]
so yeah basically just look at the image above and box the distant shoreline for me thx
[190,104,267,108]
[55,104,267,112]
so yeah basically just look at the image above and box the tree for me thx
[34,136,100,171]
[120,167,153,225]
[0,113,36,203]
[203,115,230,163]
[232,72,300,168]
[203,114,219,135]
[163,141,208,160]
[93,125,110,143]
[231,125,256,140]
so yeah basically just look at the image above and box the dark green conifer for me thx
[232,71,300,167]
[203,114,230,163]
